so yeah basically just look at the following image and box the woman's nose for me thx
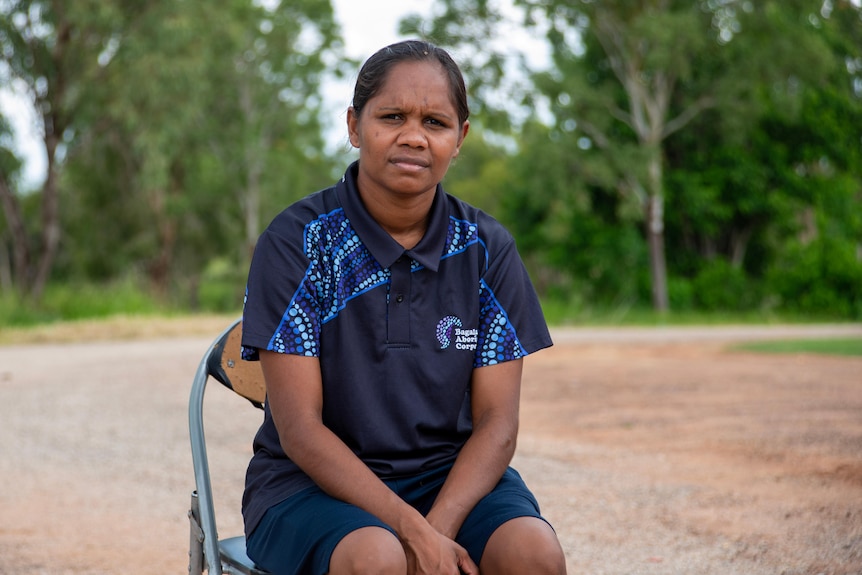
[397,119,427,147]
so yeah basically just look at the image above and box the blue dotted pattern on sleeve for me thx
[443,216,480,259]
[475,279,527,367]
[268,209,389,356]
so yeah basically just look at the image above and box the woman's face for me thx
[348,60,469,201]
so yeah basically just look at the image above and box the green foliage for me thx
[487,120,650,305]
[766,237,862,318]
[662,6,862,317]
[691,260,759,312]
[443,126,512,215]
[536,296,838,327]
[732,338,862,357]
[666,277,694,311]
[0,276,165,327]
[416,0,862,317]
[196,258,246,314]
[49,0,342,304]
[2,0,862,323]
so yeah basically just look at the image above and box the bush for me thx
[766,238,862,318]
[0,292,53,326]
[196,258,246,313]
[0,276,164,327]
[692,260,758,311]
[47,280,161,319]
[667,277,694,310]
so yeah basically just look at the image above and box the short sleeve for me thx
[473,235,552,367]
[241,222,321,360]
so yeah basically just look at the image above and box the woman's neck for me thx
[357,183,435,250]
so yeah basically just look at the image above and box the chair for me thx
[188,318,271,575]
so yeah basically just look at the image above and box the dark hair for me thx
[352,40,469,125]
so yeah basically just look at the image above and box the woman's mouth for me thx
[390,156,429,171]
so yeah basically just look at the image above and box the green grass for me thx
[0,273,242,329]
[2,282,859,340]
[732,338,862,357]
[0,279,168,327]
[539,298,852,327]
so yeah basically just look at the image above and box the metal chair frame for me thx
[188,318,270,575]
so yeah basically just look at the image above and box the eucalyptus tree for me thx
[658,1,862,315]
[194,0,341,264]
[0,0,116,301]
[412,0,843,312]
[63,0,341,299]
[0,0,341,304]
[526,0,845,311]
[0,115,23,292]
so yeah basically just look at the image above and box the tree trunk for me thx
[646,196,669,312]
[0,158,60,302]
[30,132,61,302]
[646,152,669,312]
[243,171,261,264]
[145,185,177,299]
[238,78,265,264]
[148,214,178,299]
[0,236,11,293]
[730,226,753,268]
[0,174,30,295]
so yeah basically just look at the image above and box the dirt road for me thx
[1,323,860,574]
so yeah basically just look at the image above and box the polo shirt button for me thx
[395,294,404,303]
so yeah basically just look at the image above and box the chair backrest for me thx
[189,318,268,575]
[207,319,266,408]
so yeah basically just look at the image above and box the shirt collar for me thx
[336,161,447,272]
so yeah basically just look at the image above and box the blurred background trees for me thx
[1,0,860,322]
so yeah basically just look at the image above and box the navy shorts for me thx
[246,464,545,575]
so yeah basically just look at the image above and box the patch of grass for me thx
[0,278,167,328]
[540,298,850,327]
[732,338,862,357]
[0,313,239,345]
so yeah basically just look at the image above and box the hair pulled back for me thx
[352,40,469,125]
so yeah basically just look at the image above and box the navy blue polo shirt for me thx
[240,162,552,535]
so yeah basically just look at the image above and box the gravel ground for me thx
[1,322,861,574]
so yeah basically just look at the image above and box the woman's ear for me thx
[347,107,361,149]
[453,120,470,159]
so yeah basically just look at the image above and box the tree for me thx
[412,1,716,309]
[415,0,844,312]
[662,2,862,315]
[0,0,113,301]
[5,0,342,304]
[0,115,23,292]
[530,0,843,311]
[80,0,339,296]
[200,0,341,262]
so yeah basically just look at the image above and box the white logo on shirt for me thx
[436,316,477,351]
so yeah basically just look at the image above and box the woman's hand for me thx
[402,524,478,575]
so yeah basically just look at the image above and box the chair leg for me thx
[188,491,205,574]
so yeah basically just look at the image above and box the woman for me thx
[241,39,567,575]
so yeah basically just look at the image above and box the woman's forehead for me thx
[372,61,455,107]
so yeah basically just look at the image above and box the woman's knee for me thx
[481,517,567,575]
[329,526,406,575]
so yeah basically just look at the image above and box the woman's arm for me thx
[259,350,478,575]
[425,358,524,539]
